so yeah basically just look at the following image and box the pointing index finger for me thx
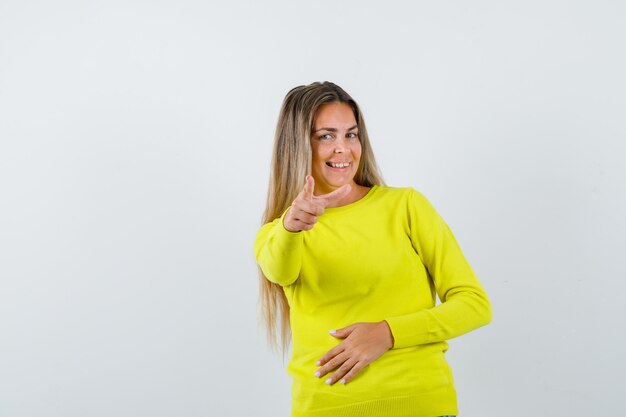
[318,184,351,208]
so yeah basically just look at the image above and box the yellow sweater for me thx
[254,185,492,417]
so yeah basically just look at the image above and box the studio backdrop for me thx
[1,1,624,416]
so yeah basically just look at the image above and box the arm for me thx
[253,207,304,286]
[254,176,352,287]
[384,189,492,349]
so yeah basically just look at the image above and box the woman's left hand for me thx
[314,321,394,385]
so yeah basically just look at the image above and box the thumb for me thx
[304,175,315,201]
[329,324,357,338]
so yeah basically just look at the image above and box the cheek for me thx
[352,143,363,159]
[310,144,321,161]
[314,144,332,160]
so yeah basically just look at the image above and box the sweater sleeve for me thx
[384,189,492,349]
[253,207,304,287]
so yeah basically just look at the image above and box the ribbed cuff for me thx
[384,310,431,349]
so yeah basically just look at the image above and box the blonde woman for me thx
[254,81,492,417]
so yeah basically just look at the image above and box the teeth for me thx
[329,162,350,168]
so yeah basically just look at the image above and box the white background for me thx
[1,1,624,416]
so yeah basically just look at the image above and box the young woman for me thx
[254,81,492,417]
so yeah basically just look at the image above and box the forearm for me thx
[254,208,304,286]
[384,289,492,349]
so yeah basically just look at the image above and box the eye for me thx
[347,132,359,139]
[319,133,333,140]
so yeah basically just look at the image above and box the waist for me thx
[287,341,454,401]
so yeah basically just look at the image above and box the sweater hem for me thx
[291,387,458,417]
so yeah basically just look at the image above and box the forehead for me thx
[313,102,357,128]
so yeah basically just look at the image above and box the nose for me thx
[334,137,347,153]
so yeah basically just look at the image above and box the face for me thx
[310,102,362,195]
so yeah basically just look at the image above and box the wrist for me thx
[281,207,301,233]
[379,320,394,350]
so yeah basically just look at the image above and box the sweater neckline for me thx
[324,185,380,213]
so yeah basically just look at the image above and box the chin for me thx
[330,179,353,188]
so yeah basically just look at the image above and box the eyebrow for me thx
[313,124,358,133]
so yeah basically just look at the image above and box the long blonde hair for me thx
[259,81,385,357]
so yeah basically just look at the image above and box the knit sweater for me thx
[254,185,492,417]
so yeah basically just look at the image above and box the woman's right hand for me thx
[283,175,351,232]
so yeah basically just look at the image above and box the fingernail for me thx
[340,378,346,384]
[314,371,320,377]
[329,330,336,334]
[315,360,321,366]
[325,377,332,384]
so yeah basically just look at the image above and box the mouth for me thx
[325,161,351,169]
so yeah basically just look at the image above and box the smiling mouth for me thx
[326,162,351,168]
